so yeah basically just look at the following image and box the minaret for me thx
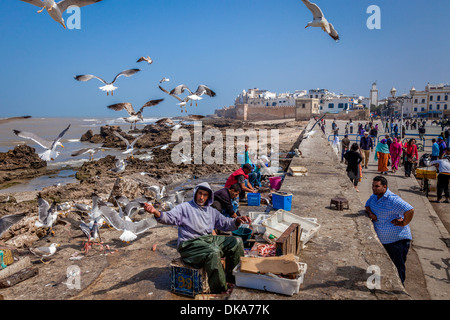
[370,82,378,107]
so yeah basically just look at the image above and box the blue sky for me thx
[1,0,449,118]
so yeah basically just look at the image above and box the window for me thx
[437,104,440,110]
[445,104,448,110]
[328,103,334,109]
[414,99,418,103]
[338,103,344,109]
[421,107,425,111]
[445,95,448,101]
[437,95,441,101]
[414,107,418,112]
[302,103,306,109]
[422,99,425,103]
[430,95,433,101]
[430,105,433,110]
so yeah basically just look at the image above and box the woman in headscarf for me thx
[375,139,390,174]
[389,137,403,173]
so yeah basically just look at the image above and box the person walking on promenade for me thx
[390,138,403,173]
[404,138,418,177]
[430,148,450,203]
[431,138,440,161]
[375,139,390,175]
[385,120,390,133]
[344,143,363,192]
[445,127,450,150]
[349,119,354,134]
[341,134,351,163]
[418,125,426,142]
[143,182,251,293]
[437,136,447,159]
[365,176,414,285]
[360,131,374,169]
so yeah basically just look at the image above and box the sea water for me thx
[0,116,162,193]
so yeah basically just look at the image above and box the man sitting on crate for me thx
[225,163,257,202]
[144,182,251,293]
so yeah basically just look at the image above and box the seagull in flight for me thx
[19,0,103,29]
[158,85,191,113]
[301,0,339,41]
[74,68,141,96]
[35,195,60,236]
[170,84,216,107]
[71,146,108,161]
[107,99,164,129]
[99,205,158,242]
[159,77,170,84]
[113,131,145,156]
[137,56,153,64]
[0,213,26,239]
[13,124,71,161]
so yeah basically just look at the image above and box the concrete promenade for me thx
[232,119,411,300]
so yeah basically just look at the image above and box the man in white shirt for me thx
[430,147,450,203]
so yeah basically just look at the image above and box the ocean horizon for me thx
[0,116,171,194]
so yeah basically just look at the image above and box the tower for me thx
[370,82,379,108]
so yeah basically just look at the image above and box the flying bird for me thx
[170,84,216,107]
[99,205,158,242]
[107,99,164,129]
[137,56,153,64]
[159,85,191,113]
[0,213,26,238]
[301,0,339,41]
[29,243,60,264]
[13,124,71,161]
[19,0,103,29]
[113,131,145,155]
[159,78,170,83]
[74,68,141,96]
[0,116,31,125]
[35,195,60,235]
[71,147,108,161]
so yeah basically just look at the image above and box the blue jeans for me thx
[248,172,261,188]
[383,239,411,284]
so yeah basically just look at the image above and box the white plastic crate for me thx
[262,209,320,248]
[232,261,307,296]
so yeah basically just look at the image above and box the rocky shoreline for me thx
[0,118,306,250]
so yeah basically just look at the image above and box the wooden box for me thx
[0,249,14,268]
[275,223,302,256]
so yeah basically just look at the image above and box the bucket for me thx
[269,176,282,190]
[232,227,253,243]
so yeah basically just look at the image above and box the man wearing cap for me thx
[144,182,251,293]
[360,131,374,169]
[225,163,256,201]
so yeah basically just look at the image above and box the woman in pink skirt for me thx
[390,138,403,173]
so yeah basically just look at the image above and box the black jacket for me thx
[212,188,240,217]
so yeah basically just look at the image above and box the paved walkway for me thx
[325,119,450,300]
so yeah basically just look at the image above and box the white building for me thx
[235,88,307,107]
[411,83,450,118]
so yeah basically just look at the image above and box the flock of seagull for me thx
[4,0,342,263]
[19,0,340,41]
[0,185,188,262]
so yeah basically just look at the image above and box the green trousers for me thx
[178,235,244,293]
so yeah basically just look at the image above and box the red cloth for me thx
[225,167,248,188]
[405,144,418,160]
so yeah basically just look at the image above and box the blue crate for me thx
[247,193,261,206]
[170,259,209,296]
[272,192,292,211]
